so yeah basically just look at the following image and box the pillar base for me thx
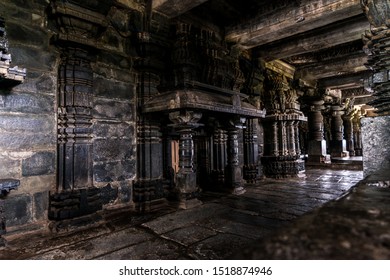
[262,157,305,178]
[176,172,202,209]
[330,140,349,157]
[307,140,331,164]
[225,165,246,195]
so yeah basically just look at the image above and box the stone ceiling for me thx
[151,0,373,111]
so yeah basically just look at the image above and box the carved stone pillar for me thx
[49,0,112,220]
[353,110,363,156]
[262,69,306,178]
[361,0,390,115]
[343,113,355,156]
[243,119,259,183]
[225,117,246,195]
[57,48,94,191]
[211,128,228,186]
[330,105,348,157]
[307,100,331,164]
[169,111,202,209]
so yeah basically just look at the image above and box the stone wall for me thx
[361,115,390,177]
[0,0,57,232]
[0,0,139,233]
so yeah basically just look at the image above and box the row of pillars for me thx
[168,111,247,209]
[307,100,362,164]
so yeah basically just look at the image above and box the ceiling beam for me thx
[226,0,363,49]
[295,53,368,81]
[256,15,369,62]
[151,0,209,18]
[318,71,372,89]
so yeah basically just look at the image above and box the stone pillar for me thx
[343,113,355,156]
[353,110,363,156]
[57,47,94,191]
[330,105,348,157]
[243,119,259,183]
[134,29,167,211]
[169,111,202,209]
[49,1,111,220]
[307,100,330,164]
[211,128,228,185]
[225,117,246,195]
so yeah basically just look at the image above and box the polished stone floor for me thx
[0,168,368,260]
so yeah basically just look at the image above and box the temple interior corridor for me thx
[1,0,390,260]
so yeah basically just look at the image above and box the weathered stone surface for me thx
[22,151,55,176]
[4,194,32,227]
[93,98,134,120]
[93,139,135,162]
[118,181,132,203]
[0,155,19,178]
[33,191,48,221]
[94,121,134,138]
[94,76,135,100]
[0,133,56,150]
[361,116,390,177]
[0,92,54,114]
[0,114,53,133]
[93,160,136,183]
[6,21,49,47]
[10,46,56,71]
[99,184,119,205]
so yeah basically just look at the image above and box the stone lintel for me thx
[226,0,362,48]
[152,0,209,18]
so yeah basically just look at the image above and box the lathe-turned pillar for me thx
[169,111,203,209]
[307,100,330,164]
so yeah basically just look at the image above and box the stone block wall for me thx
[92,50,137,206]
[0,0,57,231]
[0,0,139,233]
[361,116,390,177]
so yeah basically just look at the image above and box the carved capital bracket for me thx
[361,0,390,115]
[49,0,109,48]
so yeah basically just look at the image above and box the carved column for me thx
[57,48,94,190]
[225,117,246,195]
[49,1,112,220]
[243,119,259,183]
[362,0,390,115]
[330,105,348,157]
[353,110,363,156]
[262,69,306,178]
[134,25,167,211]
[211,127,228,186]
[169,111,202,209]
[343,113,355,156]
[307,100,330,164]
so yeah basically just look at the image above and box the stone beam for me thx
[256,15,369,62]
[318,71,372,89]
[295,53,368,81]
[226,0,363,49]
[152,0,209,18]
